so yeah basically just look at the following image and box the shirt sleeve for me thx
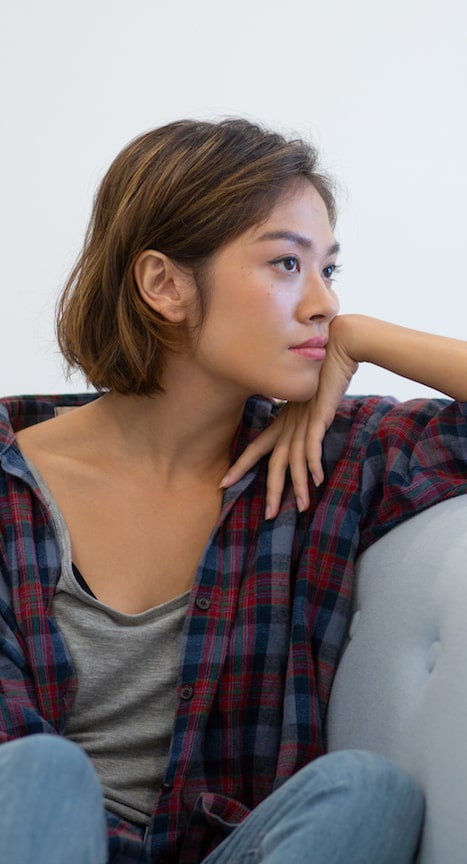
[0,546,64,741]
[356,396,467,550]
[0,427,79,742]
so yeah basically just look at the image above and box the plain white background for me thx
[1,0,466,398]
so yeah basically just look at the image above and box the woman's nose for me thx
[299,272,340,323]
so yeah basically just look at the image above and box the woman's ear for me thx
[133,250,194,322]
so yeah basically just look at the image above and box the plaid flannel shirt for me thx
[1,392,467,864]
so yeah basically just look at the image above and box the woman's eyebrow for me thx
[254,230,340,256]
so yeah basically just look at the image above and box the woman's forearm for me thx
[335,314,467,401]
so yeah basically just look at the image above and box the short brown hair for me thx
[56,118,337,395]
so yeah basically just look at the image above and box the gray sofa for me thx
[326,495,467,864]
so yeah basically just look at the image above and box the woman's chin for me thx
[263,384,319,404]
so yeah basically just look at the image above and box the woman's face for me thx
[189,182,340,404]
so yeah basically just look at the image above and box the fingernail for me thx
[265,505,272,520]
[296,497,306,513]
[312,475,322,488]
[219,473,230,488]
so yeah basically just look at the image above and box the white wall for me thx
[2,0,466,399]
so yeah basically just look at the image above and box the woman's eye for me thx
[274,255,300,273]
[323,264,337,280]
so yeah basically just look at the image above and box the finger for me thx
[305,420,327,487]
[265,440,293,519]
[308,451,324,488]
[220,418,284,488]
[289,415,311,511]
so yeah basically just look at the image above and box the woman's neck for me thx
[87,387,246,485]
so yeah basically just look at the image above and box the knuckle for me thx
[268,450,289,470]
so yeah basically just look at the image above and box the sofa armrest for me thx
[327,495,467,864]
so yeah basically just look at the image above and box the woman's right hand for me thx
[221,315,359,518]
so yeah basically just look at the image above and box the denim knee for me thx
[0,735,107,864]
[313,749,424,831]
[327,749,422,799]
[266,750,423,864]
[1,734,101,794]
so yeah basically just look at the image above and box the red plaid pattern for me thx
[1,393,467,863]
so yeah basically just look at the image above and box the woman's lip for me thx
[289,346,327,361]
[289,337,328,360]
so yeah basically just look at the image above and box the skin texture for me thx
[182,183,340,405]
[135,181,340,407]
[224,315,467,517]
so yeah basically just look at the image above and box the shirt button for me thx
[195,596,211,611]
[180,684,194,700]
[160,781,173,792]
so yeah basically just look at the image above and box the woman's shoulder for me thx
[0,393,101,438]
[0,393,103,498]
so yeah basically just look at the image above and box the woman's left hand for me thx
[220,316,358,518]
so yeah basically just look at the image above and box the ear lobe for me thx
[133,250,189,322]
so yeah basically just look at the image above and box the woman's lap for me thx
[0,737,423,864]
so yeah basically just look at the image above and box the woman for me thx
[1,118,467,863]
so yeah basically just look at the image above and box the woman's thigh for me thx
[204,750,424,864]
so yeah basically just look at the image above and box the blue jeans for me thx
[206,750,424,864]
[0,735,107,863]
[0,736,423,863]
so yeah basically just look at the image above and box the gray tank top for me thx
[28,459,189,827]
